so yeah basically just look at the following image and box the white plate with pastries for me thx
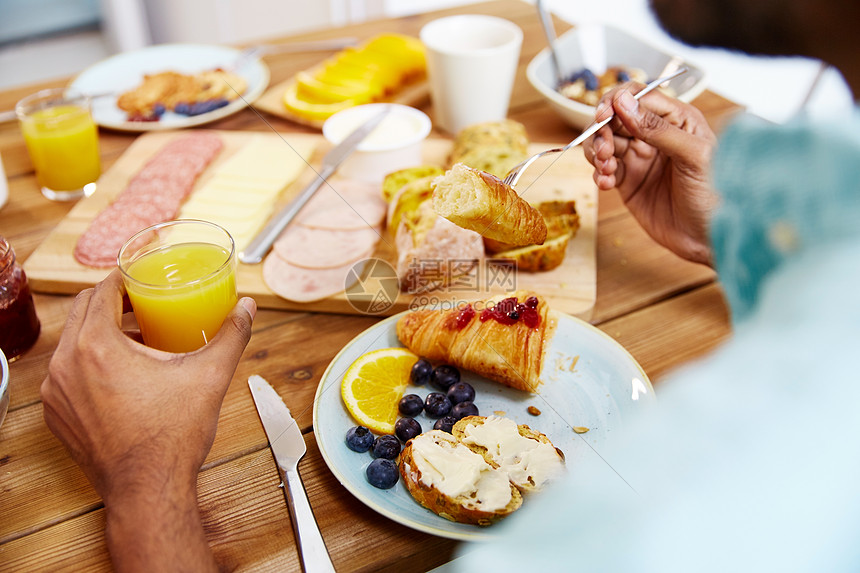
[69,44,270,132]
[313,305,655,540]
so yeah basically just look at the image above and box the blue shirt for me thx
[455,109,860,572]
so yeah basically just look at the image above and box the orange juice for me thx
[20,104,100,192]
[124,242,237,353]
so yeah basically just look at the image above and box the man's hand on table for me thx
[583,84,719,266]
[41,269,256,572]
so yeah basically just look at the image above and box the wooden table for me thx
[0,2,741,571]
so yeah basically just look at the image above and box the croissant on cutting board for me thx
[396,291,557,392]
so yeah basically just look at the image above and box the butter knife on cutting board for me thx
[239,105,391,264]
[248,375,335,573]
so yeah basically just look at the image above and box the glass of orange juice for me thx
[16,88,101,201]
[118,220,238,353]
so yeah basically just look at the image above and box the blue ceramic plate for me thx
[312,311,655,540]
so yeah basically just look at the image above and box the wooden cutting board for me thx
[24,130,597,319]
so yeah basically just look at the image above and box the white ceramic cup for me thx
[420,15,523,134]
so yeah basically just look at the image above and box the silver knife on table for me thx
[239,105,391,264]
[248,375,335,573]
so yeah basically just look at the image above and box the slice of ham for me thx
[261,177,387,302]
[297,197,386,230]
[273,226,381,269]
[299,179,384,216]
[262,253,365,303]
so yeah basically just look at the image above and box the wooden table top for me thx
[0,1,741,571]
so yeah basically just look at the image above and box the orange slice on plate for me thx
[341,347,417,434]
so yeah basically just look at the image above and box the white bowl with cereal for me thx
[527,24,707,130]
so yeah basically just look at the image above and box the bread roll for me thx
[381,165,444,203]
[448,120,530,178]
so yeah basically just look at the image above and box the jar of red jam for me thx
[0,236,40,361]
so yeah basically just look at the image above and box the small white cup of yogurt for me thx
[323,103,432,184]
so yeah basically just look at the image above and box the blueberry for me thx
[424,392,453,418]
[152,103,166,116]
[617,70,631,82]
[395,417,422,442]
[371,434,401,460]
[345,426,375,453]
[433,415,458,433]
[581,69,598,91]
[195,99,228,114]
[174,102,191,115]
[398,393,424,417]
[187,101,212,115]
[411,359,432,385]
[569,68,598,91]
[366,458,399,489]
[452,401,479,420]
[446,382,475,405]
[431,365,460,391]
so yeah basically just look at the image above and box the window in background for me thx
[0,0,101,45]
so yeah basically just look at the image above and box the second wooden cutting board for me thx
[24,130,597,319]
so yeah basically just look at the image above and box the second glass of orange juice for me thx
[16,88,101,201]
[118,220,238,353]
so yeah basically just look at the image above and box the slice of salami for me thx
[273,226,380,269]
[74,201,173,268]
[112,182,182,220]
[74,132,223,268]
[158,131,224,157]
[262,254,363,303]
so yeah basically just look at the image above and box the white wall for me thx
[385,0,854,123]
[143,0,335,45]
[1,0,853,122]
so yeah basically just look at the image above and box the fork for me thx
[229,37,358,70]
[502,67,688,188]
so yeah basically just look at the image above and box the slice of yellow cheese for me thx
[215,137,314,184]
[194,179,283,200]
[180,136,318,252]
[180,197,272,223]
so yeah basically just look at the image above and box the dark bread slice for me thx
[398,430,523,526]
[489,233,571,272]
[483,199,580,255]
